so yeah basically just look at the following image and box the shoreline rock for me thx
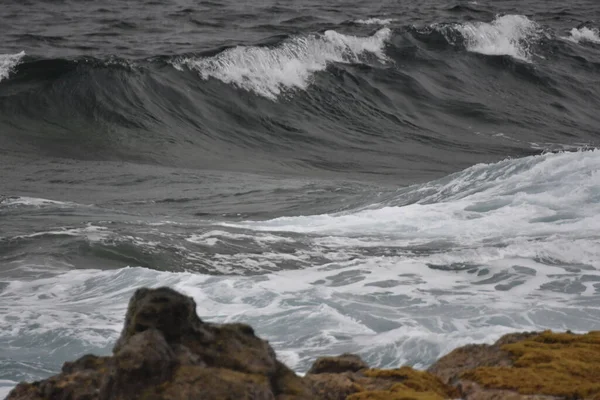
[7,287,600,400]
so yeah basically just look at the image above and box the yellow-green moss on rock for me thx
[461,330,600,398]
[349,367,459,400]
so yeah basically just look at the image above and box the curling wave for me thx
[175,28,391,99]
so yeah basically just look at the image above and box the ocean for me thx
[1,0,600,397]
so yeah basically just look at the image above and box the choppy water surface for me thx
[1,0,600,397]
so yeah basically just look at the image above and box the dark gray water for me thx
[1,0,600,397]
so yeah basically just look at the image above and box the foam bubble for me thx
[0,51,25,83]
[446,15,540,61]
[562,27,600,44]
[177,28,391,99]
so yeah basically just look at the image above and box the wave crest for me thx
[563,27,600,44]
[441,15,541,61]
[176,28,391,99]
[0,51,25,82]
[354,18,395,25]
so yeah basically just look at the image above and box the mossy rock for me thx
[149,366,273,400]
[307,354,369,375]
[354,367,459,400]
[305,366,457,400]
[461,330,600,398]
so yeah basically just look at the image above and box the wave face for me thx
[177,28,391,99]
[1,14,600,177]
[2,0,600,395]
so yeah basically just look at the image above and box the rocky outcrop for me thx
[428,330,600,400]
[6,287,600,400]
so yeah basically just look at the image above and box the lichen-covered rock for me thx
[429,330,600,400]
[307,354,369,375]
[304,367,458,400]
[427,332,537,385]
[350,367,460,400]
[147,366,275,400]
[6,287,600,400]
[460,331,600,399]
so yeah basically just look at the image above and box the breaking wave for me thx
[175,28,391,99]
[440,15,541,61]
[0,51,25,82]
[354,18,395,25]
[563,26,600,44]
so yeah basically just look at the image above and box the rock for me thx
[304,366,458,400]
[305,372,364,400]
[112,287,205,353]
[146,366,275,400]
[429,330,600,400]
[427,332,537,385]
[6,287,600,400]
[7,287,309,400]
[307,354,369,374]
[100,329,176,400]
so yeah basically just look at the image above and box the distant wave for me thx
[0,51,25,82]
[174,28,391,99]
[563,26,600,44]
[439,15,541,62]
[354,18,395,25]
[1,19,598,172]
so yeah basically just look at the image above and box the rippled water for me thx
[1,0,600,397]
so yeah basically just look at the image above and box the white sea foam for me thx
[186,230,295,247]
[0,51,25,83]
[2,151,600,391]
[449,15,540,61]
[562,27,600,44]
[223,150,600,245]
[355,18,395,25]
[0,196,78,208]
[177,28,391,99]
[0,380,17,399]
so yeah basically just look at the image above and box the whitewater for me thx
[2,0,600,397]
[2,150,600,397]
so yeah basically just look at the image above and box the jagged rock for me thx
[6,287,600,400]
[307,354,369,375]
[112,287,206,353]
